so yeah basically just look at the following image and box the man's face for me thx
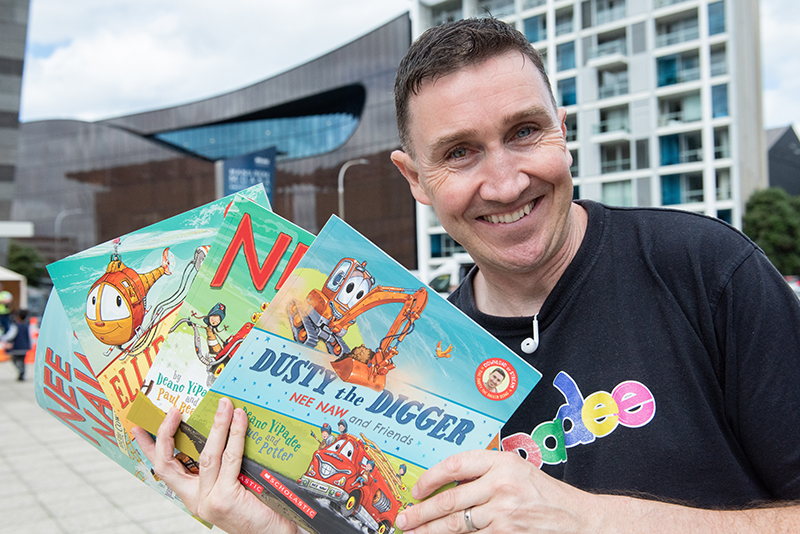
[392,51,574,277]
[486,370,504,390]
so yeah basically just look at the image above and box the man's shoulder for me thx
[583,201,757,257]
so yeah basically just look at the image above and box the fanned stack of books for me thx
[36,184,541,533]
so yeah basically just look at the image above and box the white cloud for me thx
[760,0,800,131]
[20,0,411,121]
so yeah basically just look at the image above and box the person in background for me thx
[2,309,31,381]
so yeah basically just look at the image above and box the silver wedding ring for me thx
[464,506,478,532]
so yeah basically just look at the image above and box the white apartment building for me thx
[409,0,766,284]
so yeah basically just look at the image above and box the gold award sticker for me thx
[475,358,518,401]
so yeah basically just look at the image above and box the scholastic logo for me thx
[501,371,656,466]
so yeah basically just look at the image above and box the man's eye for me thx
[515,127,532,138]
[449,147,467,159]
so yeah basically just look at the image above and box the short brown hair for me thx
[394,17,555,153]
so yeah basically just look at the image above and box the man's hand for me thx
[131,398,300,534]
[395,449,600,534]
[394,450,800,534]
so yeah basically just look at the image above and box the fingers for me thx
[197,397,235,497]
[412,450,493,500]
[398,478,490,533]
[217,406,248,483]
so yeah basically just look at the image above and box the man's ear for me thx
[391,150,432,205]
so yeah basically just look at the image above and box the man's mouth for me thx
[481,199,537,224]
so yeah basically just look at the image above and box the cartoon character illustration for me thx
[298,432,402,534]
[338,419,348,436]
[85,240,174,358]
[435,341,453,359]
[287,258,428,391]
[311,423,335,449]
[171,302,267,386]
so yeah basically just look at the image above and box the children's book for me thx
[129,196,314,426]
[33,291,210,527]
[180,216,542,534]
[45,185,269,445]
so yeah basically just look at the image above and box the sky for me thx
[18,0,800,134]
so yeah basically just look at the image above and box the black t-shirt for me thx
[449,200,800,508]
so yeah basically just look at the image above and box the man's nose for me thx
[478,150,530,203]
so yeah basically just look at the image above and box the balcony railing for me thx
[665,148,703,165]
[654,0,691,7]
[478,0,515,17]
[556,20,573,35]
[596,5,626,25]
[593,120,630,134]
[589,39,627,59]
[656,25,699,47]
[715,145,731,159]
[710,58,727,76]
[522,0,546,9]
[599,80,629,99]
[658,110,701,126]
[601,158,632,174]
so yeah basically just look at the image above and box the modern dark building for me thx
[13,14,416,270]
[766,126,800,197]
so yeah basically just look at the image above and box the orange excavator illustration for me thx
[287,258,428,391]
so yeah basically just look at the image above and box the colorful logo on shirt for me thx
[475,358,518,401]
[501,371,656,467]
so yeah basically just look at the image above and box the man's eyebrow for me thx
[425,105,557,158]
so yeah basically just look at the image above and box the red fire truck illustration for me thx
[298,432,402,534]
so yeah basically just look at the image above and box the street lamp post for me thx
[54,208,85,259]
[337,158,369,221]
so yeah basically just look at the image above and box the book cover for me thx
[33,290,210,527]
[45,185,269,439]
[131,196,314,424]
[184,216,542,534]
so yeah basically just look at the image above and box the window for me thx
[660,131,702,165]
[478,0,515,18]
[708,1,725,36]
[714,127,730,159]
[431,0,462,25]
[636,139,650,169]
[657,51,700,87]
[590,29,627,59]
[656,10,699,47]
[522,0,546,8]
[716,168,731,200]
[559,77,577,106]
[602,180,633,206]
[596,106,629,134]
[430,233,466,258]
[524,15,547,43]
[557,41,576,71]
[661,172,703,205]
[570,149,579,177]
[712,84,728,118]
[556,8,574,36]
[565,114,578,142]
[658,91,701,126]
[601,142,631,173]
[573,184,581,199]
[596,0,626,26]
[717,209,732,224]
[598,67,629,99]
[710,44,727,76]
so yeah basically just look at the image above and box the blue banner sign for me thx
[223,146,277,200]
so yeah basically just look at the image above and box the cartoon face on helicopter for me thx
[85,247,173,348]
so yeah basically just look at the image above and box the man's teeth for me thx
[484,201,534,224]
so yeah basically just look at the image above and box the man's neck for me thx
[472,203,588,317]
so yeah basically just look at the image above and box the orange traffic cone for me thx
[25,316,39,364]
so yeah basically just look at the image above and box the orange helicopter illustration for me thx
[85,238,174,357]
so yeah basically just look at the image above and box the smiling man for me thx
[388,16,800,534]
[134,17,800,534]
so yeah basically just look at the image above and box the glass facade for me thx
[557,41,576,71]
[524,14,547,42]
[558,77,577,106]
[712,84,729,118]
[708,1,726,36]
[153,113,360,161]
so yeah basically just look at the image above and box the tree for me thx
[6,240,47,287]
[743,188,800,275]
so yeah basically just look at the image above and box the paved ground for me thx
[0,359,213,534]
